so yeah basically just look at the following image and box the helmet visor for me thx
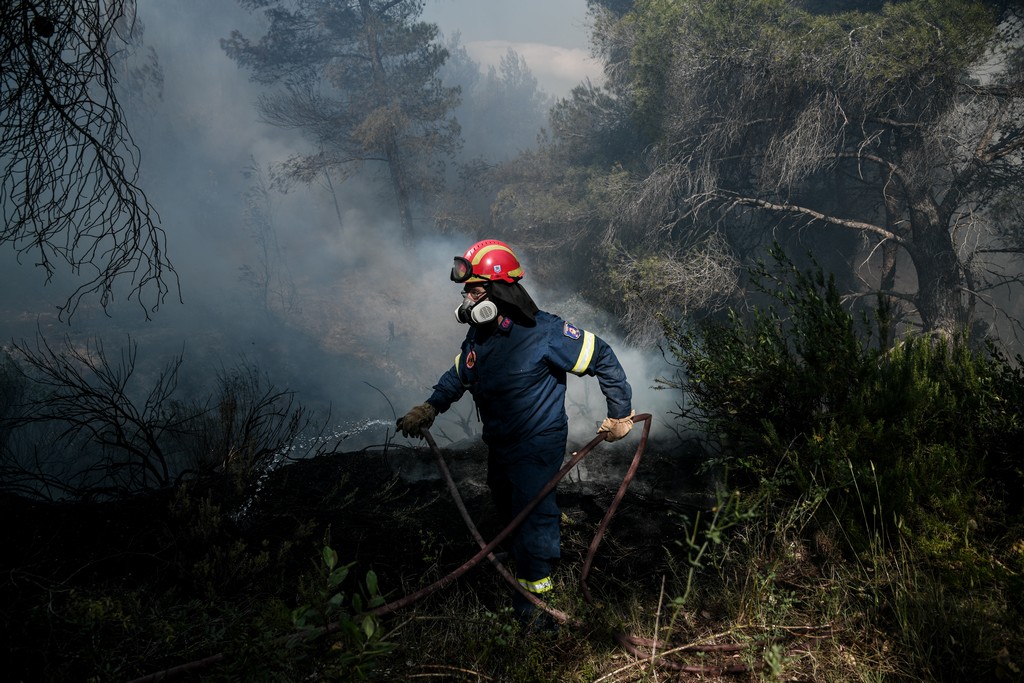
[450,256,474,283]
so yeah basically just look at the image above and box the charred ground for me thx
[2,435,724,681]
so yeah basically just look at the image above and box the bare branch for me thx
[729,196,904,244]
[1,0,178,317]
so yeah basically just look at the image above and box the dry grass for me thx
[363,478,1020,683]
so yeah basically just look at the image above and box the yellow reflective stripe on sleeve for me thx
[570,330,595,375]
[455,354,469,386]
[518,576,554,594]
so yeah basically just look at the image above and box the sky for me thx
[0,0,679,456]
[421,0,604,96]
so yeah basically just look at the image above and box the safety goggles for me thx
[450,256,475,283]
[461,287,488,302]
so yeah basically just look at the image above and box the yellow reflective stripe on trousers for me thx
[518,576,554,594]
[570,330,595,375]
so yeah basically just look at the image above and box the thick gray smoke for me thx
[0,0,678,456]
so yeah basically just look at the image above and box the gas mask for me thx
[455,296,498,325]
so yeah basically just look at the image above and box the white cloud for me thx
[465,40,604,97]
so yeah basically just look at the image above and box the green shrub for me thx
[662,246,1024,555]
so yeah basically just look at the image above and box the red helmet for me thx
[450,239,525,284]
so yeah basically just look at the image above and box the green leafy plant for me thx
[289,543,393,679]
[658,245,1024,680]
[662,246,1024,555]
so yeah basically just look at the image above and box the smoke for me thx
[1,0,683,458]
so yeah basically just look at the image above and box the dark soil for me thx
[1,436,710,680]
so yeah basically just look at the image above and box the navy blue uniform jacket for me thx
[426,311,632,449]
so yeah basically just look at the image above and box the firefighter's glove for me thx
[396,402,437,438]
[598,410,635,443]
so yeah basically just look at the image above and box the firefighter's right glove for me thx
[598,410,635,443]
[396,402,437,438]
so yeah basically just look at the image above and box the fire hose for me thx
[129,412,761,681]
[369,412,757,675]
[367,413,652,621]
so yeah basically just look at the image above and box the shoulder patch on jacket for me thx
[563,322,581,340]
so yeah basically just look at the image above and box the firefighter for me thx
[396,239,634,630]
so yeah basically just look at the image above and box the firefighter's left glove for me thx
[396,402,437,438]
[598,410,635,443]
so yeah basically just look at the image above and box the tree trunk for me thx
[385,137,416,244]
[878,191,902,347]
[359,0,415,244]
[906,189,964,338]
